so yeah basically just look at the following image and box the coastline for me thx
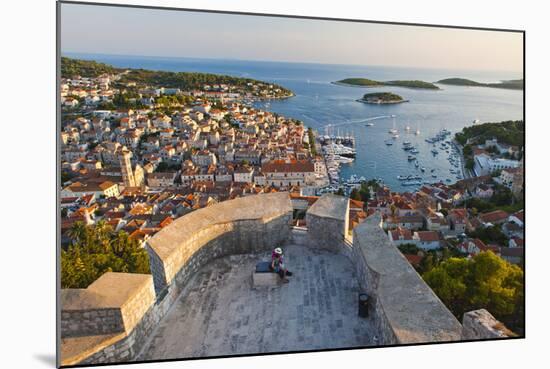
[253,92,295,101]
[69,55,522,191]
[437,82,523,91]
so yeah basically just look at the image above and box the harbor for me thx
[84,54,523,192]
[318,115,468,194]
[319,126,357,189]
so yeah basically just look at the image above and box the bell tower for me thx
[119,149,136,188]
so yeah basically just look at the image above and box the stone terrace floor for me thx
[138,244,373,360]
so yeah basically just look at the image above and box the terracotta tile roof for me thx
[502,167,522,174]
[459,238,499,255]
[61,197,79,204]
[473,148,488,156]
[404,254,422,266]
[106,219,121,228]
[261,159,314,173]
[390,227,413,240]
[512,210,524,222]
[511,237,524,247]
[420,186,433,195]
[68,180,116,193]
[159,216,173,228]
[415,231,440,242]
[450,208,468,218]
[395,215,424,224]
[479,210,509,223]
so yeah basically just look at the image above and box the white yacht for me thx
[323,142,356,157]
[335,155,354,164]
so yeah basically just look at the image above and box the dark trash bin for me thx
[358,293,369,318]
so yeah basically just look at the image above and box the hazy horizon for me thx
[61,3,524,74]
[63,51,525,80]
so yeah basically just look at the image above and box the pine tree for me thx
[61,222,150,289]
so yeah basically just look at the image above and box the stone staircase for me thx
[290,227,308,246]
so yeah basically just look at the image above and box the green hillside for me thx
[335,78,439,89]
[437,78,523,90]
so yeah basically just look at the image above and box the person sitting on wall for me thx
[271,247,293,282]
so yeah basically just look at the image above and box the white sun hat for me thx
[274,247,283,255]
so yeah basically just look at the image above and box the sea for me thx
[65,53,523,191]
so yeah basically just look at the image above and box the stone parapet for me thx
[61,272,155,338]
[352,213,463,344]
[60,193,514,366]
[146,192,293,294]
[60,272,157,366]
[462,309,514,339]
[61,193,293,365]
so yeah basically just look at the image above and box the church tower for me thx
[119,149,136,188]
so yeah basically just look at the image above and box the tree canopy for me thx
[61,57,293,97]
[384,80,439,89]
[437,78,523,90]
[467,225,508,246]
[336,78,382,86]
[463,184,523,214]
[61,221,150,289]
[455,120,524,147]
[361,92,404,102]
[119,68,291,95]
[61,57,121,78]
[348,181,373,203]
[423,251,524,335]
[335,78,439,89]
[307,127,317,155]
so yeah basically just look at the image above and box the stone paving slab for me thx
[139,245,373,360]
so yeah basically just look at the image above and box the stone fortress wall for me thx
[60,193,293,365]
[60,193,513,366]
[61,273,155,338]
[146,192,292,295]
[352,213,463,344]
[308,195,512,345]
[306,194,350,253]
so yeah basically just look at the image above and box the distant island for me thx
[357,92,408,104]
[333,78,440,90]
[436,78,523,90]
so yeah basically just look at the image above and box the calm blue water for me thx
[66,53,523,190]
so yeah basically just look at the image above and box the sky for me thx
[60,3,523,73]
